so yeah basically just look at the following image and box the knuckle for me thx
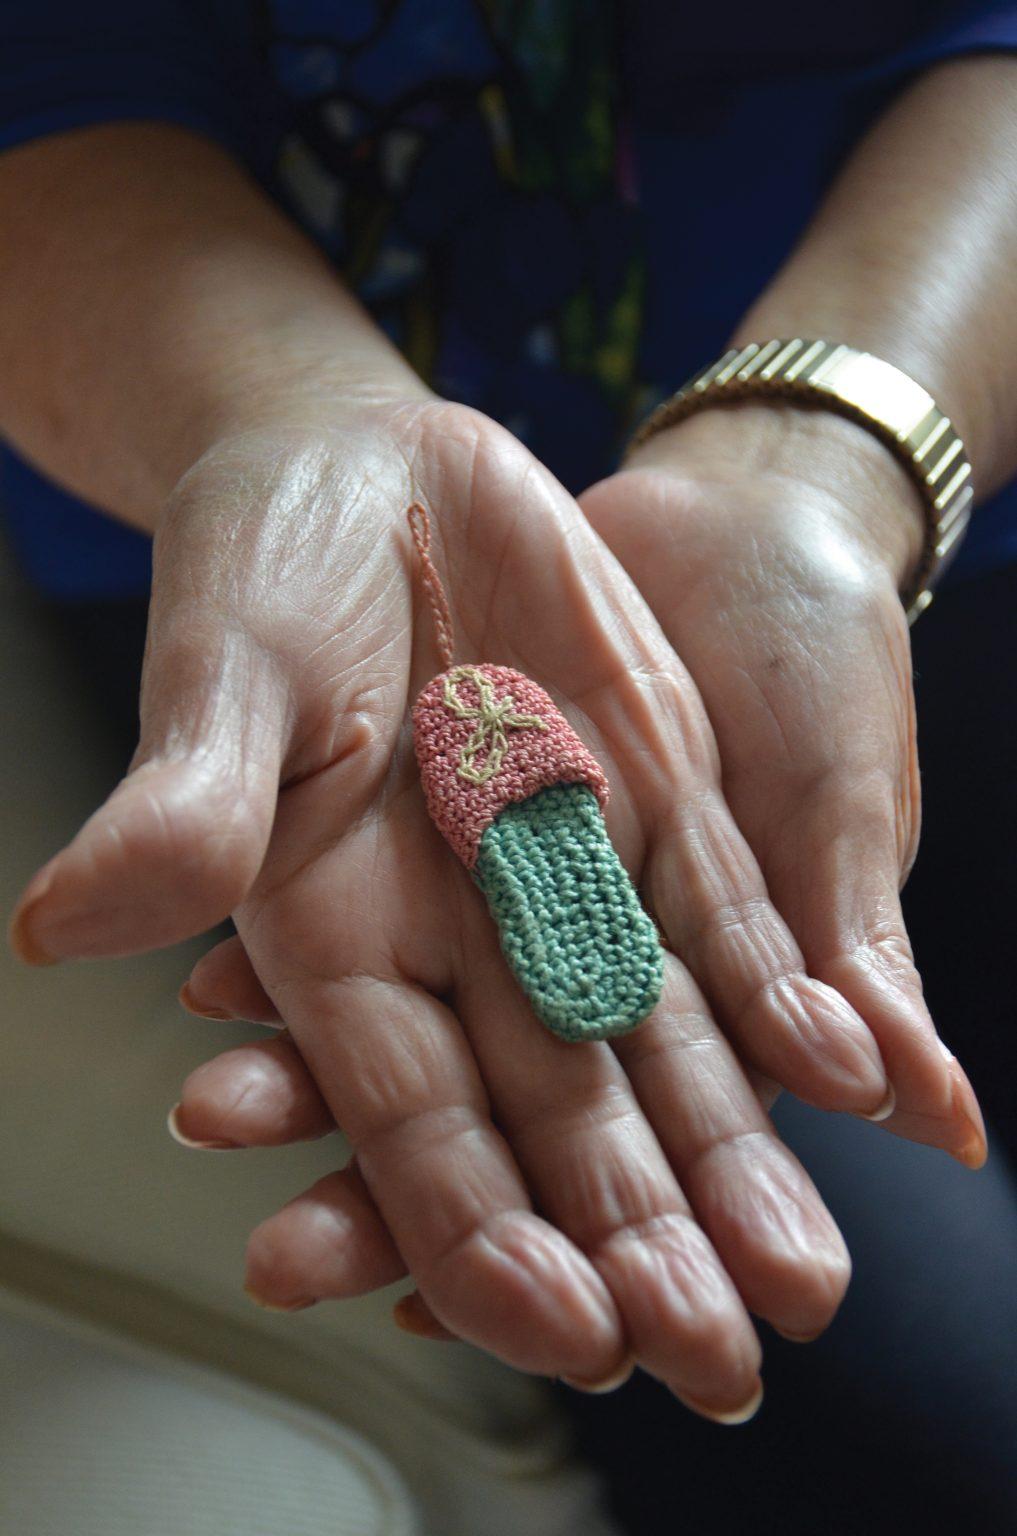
[599,1212,760,1379]
[506,1080,634,1149]
[764,1237,852,1331]
[682,1127,771,1186]
[618,1016,718,1075]
[356,1101,487,1171]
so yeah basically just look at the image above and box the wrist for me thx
[198,352,433,461]
[726,288,995,498]
[625,399,926,588]
[164,365,435,528]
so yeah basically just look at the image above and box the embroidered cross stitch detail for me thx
[443,665,549,785]
[413,661,608,868]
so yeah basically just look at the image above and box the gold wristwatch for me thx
[625,339,975,624]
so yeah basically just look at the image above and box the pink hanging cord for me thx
[407,502,456,672]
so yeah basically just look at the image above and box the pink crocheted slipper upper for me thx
[412,663,609,869]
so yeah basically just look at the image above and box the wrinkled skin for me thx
[11,396,982,1418]
[583,404,985,1163]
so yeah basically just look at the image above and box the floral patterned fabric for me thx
[2,0,1017,595]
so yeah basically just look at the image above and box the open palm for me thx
[13,398,879,1416]
[581,406,986,1167]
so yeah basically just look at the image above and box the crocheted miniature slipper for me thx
[408,504,663,1043]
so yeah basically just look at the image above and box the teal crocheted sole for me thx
[474,783,664,1042]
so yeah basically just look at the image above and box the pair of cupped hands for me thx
[10,382,986,1424]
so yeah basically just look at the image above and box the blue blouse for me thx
[2,1,1016,598]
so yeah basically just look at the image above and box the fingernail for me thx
[9,882,59,966]
[954,1138,988,1171]
[821,1022,888,1105]
[773,1327,824,1344]
[392,1293,458,1342]
[858,1084,896,1123]
[560,1357,635,1394]
[243,1284,316,1313]
[178,983,233,1021]
[948,1063,987,1169]
[167,1104,239,1151]
[680,1379,764,1426]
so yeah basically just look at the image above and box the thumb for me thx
[9,603,288,963]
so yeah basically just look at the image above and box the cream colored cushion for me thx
[0,1301,418,1536]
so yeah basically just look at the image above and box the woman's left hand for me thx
[580,402,985,1165]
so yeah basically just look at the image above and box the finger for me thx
[9,604,287,964]
[244,1163,407,1310]
[171,1033,334,1148]
[190,963,789,1379]
[644,790,891,1118]
[614,954,851,1341]
[392,1291,638,1386]
[392,1291,460,1342]
[761,775,985,1166]
[245,970,626,1382]
[182,934,283,1024]
[390,1292,637,1388]
[454,956,763,1422]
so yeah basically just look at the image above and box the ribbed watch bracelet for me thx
[625,339,975,625]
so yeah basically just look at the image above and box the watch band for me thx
[625,339,975,624]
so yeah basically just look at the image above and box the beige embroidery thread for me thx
[443,665,548,785]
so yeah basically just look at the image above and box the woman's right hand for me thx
[10,394,866,1417]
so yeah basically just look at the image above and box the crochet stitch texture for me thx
[412,661,662,1040]
[475,784,664,1041]
[413,663,608,868]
